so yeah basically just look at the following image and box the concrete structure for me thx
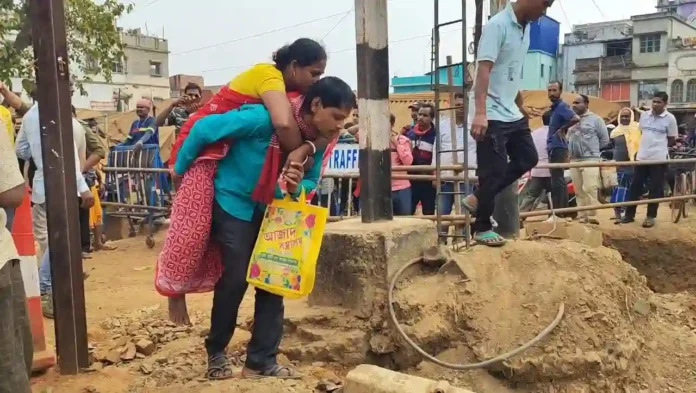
[657,0,696,24]
[68,28,170,111]
[345,365,476,393]
[309,218,437,317]
[667,36,696,112]
[630,12,696,108]
[560,20,634,106]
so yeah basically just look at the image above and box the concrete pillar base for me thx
[309,218,438,319]
[345,365,477,393]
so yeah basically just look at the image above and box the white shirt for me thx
[14,104,89,205]
[0,118,24,269]
[530,126,551,177]
[637,109,678,161]
[437,116,477,178]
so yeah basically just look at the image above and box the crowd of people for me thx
[521,82,680,229]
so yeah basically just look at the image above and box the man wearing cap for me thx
[120,98,159,151]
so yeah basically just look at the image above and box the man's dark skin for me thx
[156,86,202,127]
[547,81,580,139]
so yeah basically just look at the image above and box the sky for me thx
[116,0,661,89]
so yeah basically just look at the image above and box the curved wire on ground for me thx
[388,257,566,370]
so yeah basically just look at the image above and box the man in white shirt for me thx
[520,110,553,212]
[0,119,33,393]
[15,102,94,259]
[620,91,677,228]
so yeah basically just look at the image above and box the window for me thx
[150,61,162,77]
[687,79,696,102]
[606,39,632,57]
[639,34,661,53]
[671,80,684,103]
[540,65,544,78]
[638,80,666,101]
[549,66,553,79]
[112,61,124,74]
[576,84,599,97]
[521,65,524,78]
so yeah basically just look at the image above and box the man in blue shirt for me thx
[546,81,580,216]
[174,76,355,381]
[463,0,553,246]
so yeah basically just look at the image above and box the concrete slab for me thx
[345,365,477,393]
[309,218,437,318]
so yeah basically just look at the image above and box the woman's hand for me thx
[283,161,305,195]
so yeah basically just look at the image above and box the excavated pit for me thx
[603,227,696,294]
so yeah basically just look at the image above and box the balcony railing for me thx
[575,55,633,72]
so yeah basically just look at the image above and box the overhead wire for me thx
[171,10,352,56]
[322,10,354,41]
[199,27,470,74]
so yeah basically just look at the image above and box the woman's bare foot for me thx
[168,295,191,325]
[462,194,479,213]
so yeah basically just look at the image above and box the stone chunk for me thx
[136,339,156,356]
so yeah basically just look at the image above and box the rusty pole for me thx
[30,0,89,374]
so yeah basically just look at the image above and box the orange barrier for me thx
[11,188,55,371]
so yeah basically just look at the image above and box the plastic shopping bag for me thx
[246,190,328,299]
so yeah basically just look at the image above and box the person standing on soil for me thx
[619,92,677,228]
[567,94,610,225]
[0,118,32,393]
[546,81,580,220]
[462,0,553,246]
[610,108,642,220]
[174,77,355,381]
[520,110,553,213]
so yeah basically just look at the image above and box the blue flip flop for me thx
[474,230,506,247]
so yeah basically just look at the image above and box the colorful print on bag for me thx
[247,191,327,299]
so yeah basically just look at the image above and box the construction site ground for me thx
[32,204,696,393]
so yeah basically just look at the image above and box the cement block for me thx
[309,218,437,318]
[345,365,476,393]
[566,223,603,248]
[103,214,131,241]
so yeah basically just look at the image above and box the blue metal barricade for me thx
[102,144,171,248]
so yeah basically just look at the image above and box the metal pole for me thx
[434,0,442,235]
[29,0,89,375]
[462,0,471,248]
[355,0,392,222]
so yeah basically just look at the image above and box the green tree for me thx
[0,0,133,89]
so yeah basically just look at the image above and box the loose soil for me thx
[32,206,696,393]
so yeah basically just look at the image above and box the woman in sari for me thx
[174,76,355,380]
[159,38,333,326]
[610,107,641,220]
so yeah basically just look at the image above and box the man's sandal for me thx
[242,365,303,380]
[474,230,506,247]
[206,353,234,380]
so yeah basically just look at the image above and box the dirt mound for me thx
[399,240,696,393]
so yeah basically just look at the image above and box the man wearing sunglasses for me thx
[157,82,203,137]
[462,0,554,247]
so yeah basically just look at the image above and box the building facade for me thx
[560,10,696,112]
[70,28,171,111]
[521,15,561,90]
[391,15,560,93]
